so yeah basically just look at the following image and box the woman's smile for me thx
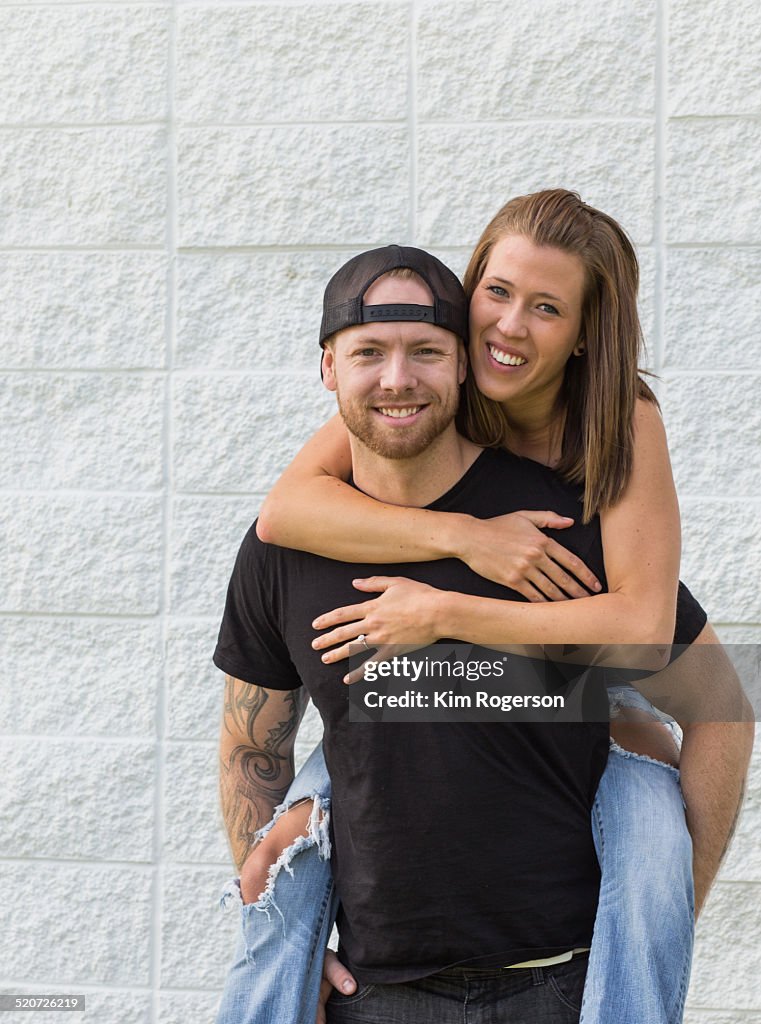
[485,340,529,370]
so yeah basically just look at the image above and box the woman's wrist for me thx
[434,512,474,561]
[432,588,459,640]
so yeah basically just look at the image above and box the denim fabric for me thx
[215,742,338,1024]
[216,685,693,1024]
[580,749,694,1023]
[577,685,694,1023]
[326,955,589,1023]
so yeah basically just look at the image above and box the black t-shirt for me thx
[213,447,707,984]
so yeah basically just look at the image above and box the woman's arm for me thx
[257,414,601,601]
[313,400,680,656]
[437,399,680,646]
[257,413,459,561]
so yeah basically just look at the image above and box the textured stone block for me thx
[177,126,408,246]
[670,0,761,115]
[0,619,159,737]
[159,992,221,1024]
[175,251,358,369]
[177,4,406,122]
[429,249,470,282]
[163,741,228,863]
[1,374,163,490]
[0,254,167,370]
[417,122,654,247]
[661,375,761,497]
[666,120,761,243]
[173,373,334,493]
[664,249,761,369]
[0,129,166,246]
[680,499,761,624]
[0,863,152,984]
[688,882,761,1008]
[0,495,162,615]
[167,621,223,742]
[0,8,168,123]
[0,739,154,860]
[418,0,655,119]
[170,496,260,616]
[161,866,238,988]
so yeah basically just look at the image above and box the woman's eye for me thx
[487,285,508,297]
[538,303,559,315]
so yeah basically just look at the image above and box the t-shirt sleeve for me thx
[673,580,708,646]
[212,521,303,691]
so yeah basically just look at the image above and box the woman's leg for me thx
[216,741,339,1024]
[579,689,695,1024]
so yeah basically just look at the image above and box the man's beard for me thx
[336,385,460,460]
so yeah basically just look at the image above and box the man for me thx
[212,246,751,1023]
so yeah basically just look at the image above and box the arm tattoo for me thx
[220,680,307,869]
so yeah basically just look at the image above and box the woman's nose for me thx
[496,306,528,338]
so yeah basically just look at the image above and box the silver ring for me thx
[357,633,371,652]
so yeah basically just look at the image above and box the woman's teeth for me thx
[489,345,526,366]
[378,406,421,418]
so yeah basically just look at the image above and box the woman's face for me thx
[468,234,586,412]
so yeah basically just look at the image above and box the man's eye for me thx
[356,349,380,357]
[416,348,438,356]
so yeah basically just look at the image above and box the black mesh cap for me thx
[319,245,469,348]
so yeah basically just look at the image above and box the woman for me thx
[220,190,715,1024]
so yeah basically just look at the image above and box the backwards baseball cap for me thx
[319,245,469,349]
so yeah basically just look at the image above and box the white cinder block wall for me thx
[0,1,759,1021]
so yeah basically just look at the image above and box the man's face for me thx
[322,274,467,460]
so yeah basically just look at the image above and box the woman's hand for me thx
[457,511,602,601]
[312,577,445,682]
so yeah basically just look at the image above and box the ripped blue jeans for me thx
[215,687,694,1024]
[215,743,337,1024]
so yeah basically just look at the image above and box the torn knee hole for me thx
[242,795,332,909]
[610,721,681,768]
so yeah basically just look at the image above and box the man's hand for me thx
[316,950,357,1024]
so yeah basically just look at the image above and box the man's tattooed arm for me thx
[219,675,309,871]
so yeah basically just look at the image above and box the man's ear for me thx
[322,345,338,392]
[457,339,468,385]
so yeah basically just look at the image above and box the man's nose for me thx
[380,353,418,391]
[496,304,529,338]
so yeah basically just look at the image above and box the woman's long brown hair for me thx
[457,188,657,523]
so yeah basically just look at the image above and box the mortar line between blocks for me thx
[3,242,761,254]
[0,981,227,997]
[150,2,177,1016]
